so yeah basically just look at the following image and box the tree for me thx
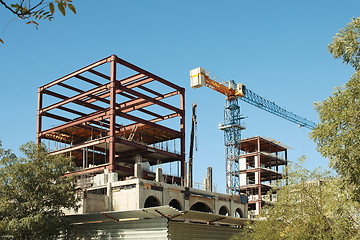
[0,0,76,44]
[0,141,79,239]
[310,17,360,202]
[230,158,359,240]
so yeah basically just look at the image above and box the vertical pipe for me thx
[180,89,186,186]
[36,88,43,145]
[109,55,117,173]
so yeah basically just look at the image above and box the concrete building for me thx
[66,165,248,218]
[239,136,288,217]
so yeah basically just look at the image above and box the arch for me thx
[169,199,182,211]
[235,208,244,218]
[144,196,160,208]
[219,206,229,216]
[190,202,213,213]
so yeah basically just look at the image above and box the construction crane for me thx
[190,67,316,195]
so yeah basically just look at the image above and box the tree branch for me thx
[0,0,18,15]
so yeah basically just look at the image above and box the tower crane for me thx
[190,67,316,195]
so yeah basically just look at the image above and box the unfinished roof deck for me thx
[36,55,185,182]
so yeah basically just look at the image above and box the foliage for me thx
[328,17,360,71]
[0,0,76,44]
[230,158,360,240]
[0,141,79,239]
[310,17,360,202]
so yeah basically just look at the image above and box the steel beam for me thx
[120,73,146,85]
[115,137,181,160]
[40,56,110,90]
[117,112,180,133]
[41,84,109,114]
[42,89,106,113]
[115,56,183,91]
[115,110,181,138]
[39,110,108,137]
[89,69,110,80]
[116,82,180,113]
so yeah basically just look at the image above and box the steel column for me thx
[180,89,186,186]
[109,55,117,173]
[36,88,43,145]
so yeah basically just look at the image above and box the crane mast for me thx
[190,67,316,195]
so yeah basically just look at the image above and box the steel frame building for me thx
[36,55,185,184]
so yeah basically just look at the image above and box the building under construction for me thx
[239,136,288,218]
[36,55,249,239]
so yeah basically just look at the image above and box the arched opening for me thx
[190,202,212,213]
[235,208,244,218]
[169,199,182,211]
[219,206,229,216]
[144,196,160,208]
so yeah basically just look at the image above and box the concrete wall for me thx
[73,175,248,218]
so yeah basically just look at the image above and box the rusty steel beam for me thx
[120,73,146,85]
[119,91,180,109]
[49,137,109,155]
[115,137,181,160]
[46,109,111,130]
[83,77,154,105]
[123,76,154,89]
[43,112,73,123]
[58,82,111,105]
[88,69,111,80]
[39,56,110,90]
[58,83,110,104]
[39,110,108,137]
[75,75,102,86]
[115,110,181,137]
[137,85,163,97]
[56,106,127,130]
[116,82,180,114]
[41,83,109,114]
[115,56,183,91]
[117,112,180,133]
[137,108,163,119]
[43,90,105,112]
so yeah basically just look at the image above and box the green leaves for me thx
[328,17,360,71]
[1,1,77,45]
[0,141,79,239]
[311,17,360,202]
[231,161,360,240]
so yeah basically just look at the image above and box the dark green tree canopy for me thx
[0,141,79,239]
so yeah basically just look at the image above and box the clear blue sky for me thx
[0,0,357,193]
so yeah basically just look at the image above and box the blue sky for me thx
[0,0,357,193]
